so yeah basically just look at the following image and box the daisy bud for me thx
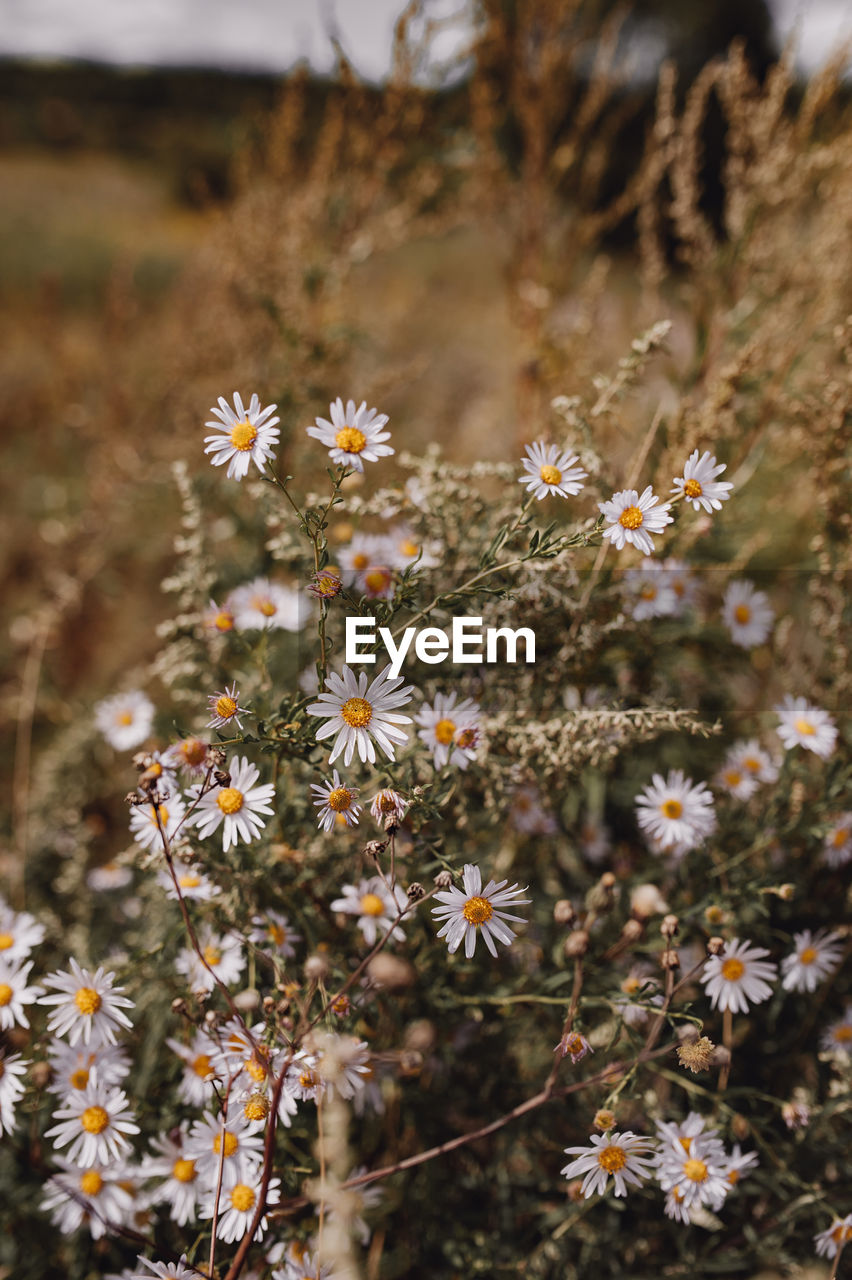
[404,1019,436,1052]
[305,954,330,981]
[434,870,453,890]
[554,899,576,926]
[564,929,589,958]
[171,997,187,1016]
[593,1109,616,1131]
[407,882,425,901]
[586,874,616,914]
[777,883,795,901]
[621,919,644,944]
[630,883,668,919]
[661,914,679,939]
[711,1043,731,1068]
[330,995,350,1017]
[203,1010,219,1028]
[731,1113,750,1140]
[367,953,415,989]
[234,988,260,1012]
[706,936,726,956]
[399,1050,423,1077]
[262,996,275,1014]
[363,840,386,861]
[660,947,680,970]
[704,904,726,925]
[31,1060,52,1089]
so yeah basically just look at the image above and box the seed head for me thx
[706,936,726,956]
[564,929,589,958]
[434,870,453,890]
[676,1036,715,1073]
[553,899,576,926]
[406,882,425,901]
[661,914,679,939]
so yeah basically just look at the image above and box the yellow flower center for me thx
[794,717,815,736]
[564,1032,584,1055]
[359,893,385,917]
[0,985,10,1007]
[679,1136,692,1153]
[0,934,12,951]
[81,1106,110,1134]
[365,567,392,594]
[683,1158,708,1182]
[214,610,234,632]
[192,1053,212,1078]
[462,896,493,926]
[179,874,201,889]
[683,478,703,498]
[378,792,398,813]
[213,1131,239,1157]
[172,1158,196,1183]
[721,957,745,981]
[734,604,751,624]
[742,757,760,773]
[832,827,849,848]
[230,1183,256,1212]
[399,539,419,558]
[456,727,477,749]
[328,787,353,812]
[246,1055,269,1083]
[640,584,656,600]
[244,1094,270,1122]
[618,505,644,530]
[215,695,238,719]
[203,945,223,966]
[268,922,287,946]
[540,464,562,485]
[799,947,818,965]
[70,1068,90,1090]
[661,799,683,820]
[230,420,257,451]
[434,718,456,745]
[833,1025,852,1043]
[255,597,277,617]
[621,976,640,995]
[352,552,369,570]
[316,574,340,596]
[299,1068,319,1089]
[117,711,134,726]
[727,1169,740,1184]
[335,426,367,454]
[74,987,102,1016]
[597,1145,627,1174]
[217,787,244,815]
[341,697,373,728]
[79,1170,103,1197]
[724,771,742,787]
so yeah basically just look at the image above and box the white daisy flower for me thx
[701,938,778,1013]
[166,1031,221,1106]
[0,901,45,962]
[201,1171,281,1243]
[175,928,245,996]
[204,392,280,481]
[307,665,414,767]
[157,866,221,901]
[655,1132,730,1211]
[782,928,844,993]
[821,1006,852,1056]
[311,771,362,832]
[306,397,393,472]
[0,1051,28,1136]
[561,1131,656,1198]
[87,861,134,892]
[431,863,530,959]
[0,958,40,1030]
[671,449,734,513]
[46,1040,130,1099]
[163,736,210,779]
[288,1051,325,1104]
[775,695,837,759]
[598,486,673,555]
[230,577,308,632]
[185,1109,264,1187]
[722,580,774,647]
[722,1144,759,1187]
[207,681,249,731]
[129,795,187,853]
[337,532,388,585]
[331,876,408,945]
[654,1111,710,1158]
[142,1126,203,1227]
[370,788,408,826]
[729,739,779,786]
[210,1019,281,1096]
[272,1245,335,1280]
[39,958,134,1047]
[203,597,236,633]
[508,785,557,836]
[622,559,678,620]
[314,1034,372,1102]
[415,691,481,771]
[130,1258,206,1280]
[322,1168,383,1248]
[815,1214,852,1259]
[385,525,441,572]
[714,754,759,801]
[659,557,698,609]
[518,441,587,501]
[42,1157,135,1239]
[249,910,302,958]
[189,755,276,852]
[824,814,852,868]
[45,1081,139,1165]
[635,770,716,853]
[94,690,155,751]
